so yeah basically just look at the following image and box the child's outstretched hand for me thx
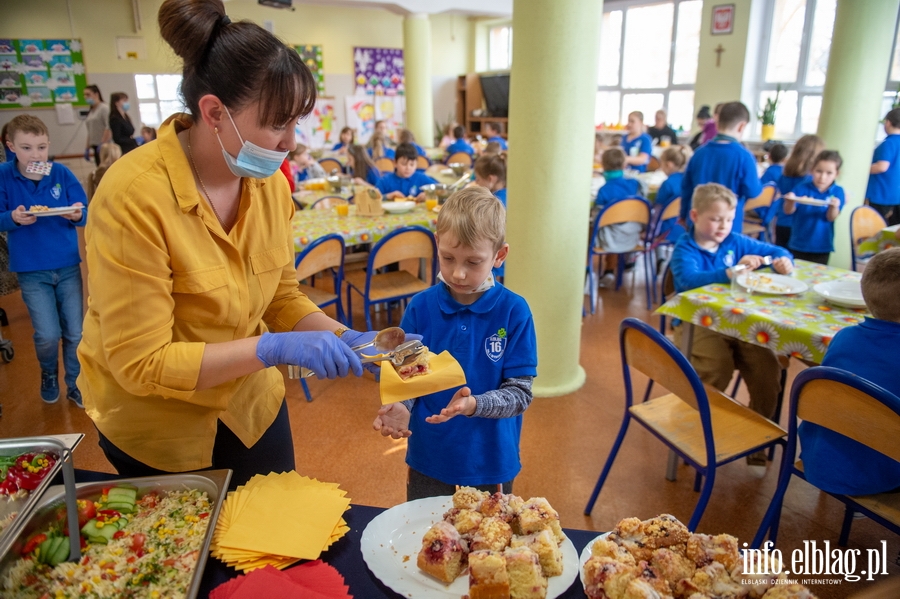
[425,387,476,424]
[737,255,765,270]
[772,257,793,274]
[11,205,36,226]
[62,202,84,222]
[373,403,412,439]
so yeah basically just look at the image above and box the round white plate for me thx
[814,279,865,309]
[578,532,611,587]
[360,496,579,598]
[736,272,808,295]
[382,201,416,214]
[25,206,79,217]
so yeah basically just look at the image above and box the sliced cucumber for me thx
[49,537,70,565]
[107,487,137,503]
[105,501,135,514]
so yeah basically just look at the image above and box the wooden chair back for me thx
[622,323,702,411]
[446,152,473,167]
[598,198,651,229]
[659,198,681,223]
[371,227,436,271]
[661,266,676,301]
[416,155,431,170]
[310,196,349,210]
[318,158,343,175]
[295,235,345,282]
[851,205,887,244]
[744,185,777,212]
[647,156,660,172]
[375,157,395,173]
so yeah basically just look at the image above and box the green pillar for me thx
[817,0,900,268]
[403,14,434,146]
[506,0,602,397]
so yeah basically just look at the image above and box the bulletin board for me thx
[293,45,325,95]
[295,97,336,149]
[0,39,88,109]
[353,47,404,96]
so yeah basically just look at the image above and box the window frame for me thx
[487,22,513,71]
[134,73,183,128]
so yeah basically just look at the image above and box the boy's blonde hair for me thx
[436,187,506,252]
[660,144,692,169]
[99,142,121,168]
[7,114,48,140]
[692,183,737,213]
[861,247,900,322]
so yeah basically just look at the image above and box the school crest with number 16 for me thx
[485,328,507,362]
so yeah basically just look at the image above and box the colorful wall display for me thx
[345,95,375,144]
[374,95,405,142]
[293,45,325,94]
[295,97,337,149]
[0,39,88,109]
[353,47,404,96]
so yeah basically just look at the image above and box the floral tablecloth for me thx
[291,205,437,253]
[857,224,900,259]
[655,261,868,364]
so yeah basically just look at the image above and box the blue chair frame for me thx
[752,366,900,548]
[644,197,682,305]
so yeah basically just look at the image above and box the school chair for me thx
[850,205,887,272]
[416,155,431,170]
[586,197,652,313]
[344,225,437,331]
[318,157,343,176]
[294,234,347,401]
[310,196,349,210]
[647,156,660,172]
[742,184,777,241]
[584,318,787,531]
[644,197,681,305]
[374,157,395,174]
[752,366,900,549]
[446,152,473,167]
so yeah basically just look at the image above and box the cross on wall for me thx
[715,44,725,67]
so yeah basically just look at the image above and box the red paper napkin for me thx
[210,561,351,599]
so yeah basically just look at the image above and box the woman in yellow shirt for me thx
[79,0,383,487]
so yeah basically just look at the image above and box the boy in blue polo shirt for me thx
[398,128,428,159]
[0,114,87,406]
[445,125,475,160]
[373,187,538,500]
[621,111,652,173]
[799,247,900,495]
[782,150,845,265]
[866,108,900,226]
[376,143,436,200]
[484,122,508,151]
[681,102,762,235]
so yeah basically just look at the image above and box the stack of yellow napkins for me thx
[210,471,351,572]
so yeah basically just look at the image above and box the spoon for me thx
[351,327,406,354]
[288,329,415,379]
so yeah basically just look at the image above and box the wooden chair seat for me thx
[344,269,430,302]
[343,250,369,272]
[792,461,900,525]
[297,283,338,307]
[632,389,787,468]
[743,222,767,237]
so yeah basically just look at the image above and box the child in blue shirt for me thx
[484,122,508,151]
[376,143,437,200]
[671,183,792,464]
[399,128,428,159]
[782,150,845,265]
[654,145,692,244]
[288,144,327,182]
[865,108,900,226]
[760,143,787,186]
[346,144,381,186]
[445,125,475,160]
[331,126,354,154]
[594,148,643,283]
[372,187,538,500]
[771,135,824,249]
[0,115,87,406]
[367,132,395,161]
[799,247,900,495]
[681,102,762,235]
[621,111,652,173]
[474,152,507,207]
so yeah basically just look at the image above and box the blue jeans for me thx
[18,265,83,389]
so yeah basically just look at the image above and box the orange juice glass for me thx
[425,198,438,211]
[335,204,349,217]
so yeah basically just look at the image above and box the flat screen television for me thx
[479,73,510,118]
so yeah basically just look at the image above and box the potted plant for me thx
[759,85,781,141]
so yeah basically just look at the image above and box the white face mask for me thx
[438,272,496,294]
[216,107,289,179]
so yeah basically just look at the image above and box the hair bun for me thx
[158,0,226,69]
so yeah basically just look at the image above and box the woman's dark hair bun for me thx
[158,0,226,68]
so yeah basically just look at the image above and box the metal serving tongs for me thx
[359,339,426,366]
[286,329,422,379]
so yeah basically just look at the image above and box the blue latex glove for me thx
[84,148,91,162]
[339,330,424,376]
[256,331,362,379]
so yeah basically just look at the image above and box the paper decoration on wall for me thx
[374,96,405,143]
[294,45,325,94]
[345,95,375,144]
[353,47,404,96]
[295,98,337,149]
[0,39,88,109]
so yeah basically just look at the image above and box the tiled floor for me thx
[0,260,896,598]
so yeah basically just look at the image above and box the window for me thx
[488,25,513,71]
[595,1,703,132]
[135,74,183,127]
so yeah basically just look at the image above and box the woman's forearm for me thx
[196,337,265,390]
[292,311,347,333]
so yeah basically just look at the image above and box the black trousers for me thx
[407,467,513,502]
[775,225,792,249]
[90,145,101,167]
[790,250,830,265]
[97,399,295,491]
[869,202,900,227]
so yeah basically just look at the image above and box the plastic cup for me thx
[425,198,438,211]
[335,204,349,217]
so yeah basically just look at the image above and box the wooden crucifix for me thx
[715,44,725,67]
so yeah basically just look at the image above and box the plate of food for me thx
[382,200,416,214]
[814,279,866,309]
[23,206,79,217]
[789,196,830,206]
[360,491,579,598]
[735,272,808,295]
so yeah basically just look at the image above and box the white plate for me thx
[736,272,808,295]
[578,532,611,587]
[789,196,830,207]
[814,279,866,309]
[382,201,416,214]
[24,206,80,217]
[360,496,579,599]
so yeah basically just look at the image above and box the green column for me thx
[817,0,900,268]
[506,0,602,397]
[403,14,434,146]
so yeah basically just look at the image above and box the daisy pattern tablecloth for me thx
[857,224,900,260]
[655,260,868,364]
[291,205,437,253]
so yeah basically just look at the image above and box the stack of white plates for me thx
[813,279,866,309]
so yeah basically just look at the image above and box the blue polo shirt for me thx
[367,147,396,160]
[771,174,806,228]
[866,134,900,206]
[681,137,762,234]
[787,178,845,254]
[362,166,381,186]
[670,229,792,293]
[621,133,652,173]
[655,172,684,240]
[799,318,900,495]
[332,141,347,151]
[493,187,507,207]
[376,171,437,196]
[411,143,428,158]
[487,136,508,151]
[446,139,475,158]
[401,282,538,486]
[0,159,87,273]
[760,163,783,186]
[595,172,640,208]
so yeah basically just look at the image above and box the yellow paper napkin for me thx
[379,350,467,404]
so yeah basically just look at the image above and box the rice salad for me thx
[2,487,211,599]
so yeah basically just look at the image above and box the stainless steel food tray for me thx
[0,434,83,559]
[0,469,231,599]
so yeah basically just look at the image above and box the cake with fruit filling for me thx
[417,520,468,584]
[504,546,547,599]
[468,549,510,599]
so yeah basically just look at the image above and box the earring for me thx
[214,127,219,134]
